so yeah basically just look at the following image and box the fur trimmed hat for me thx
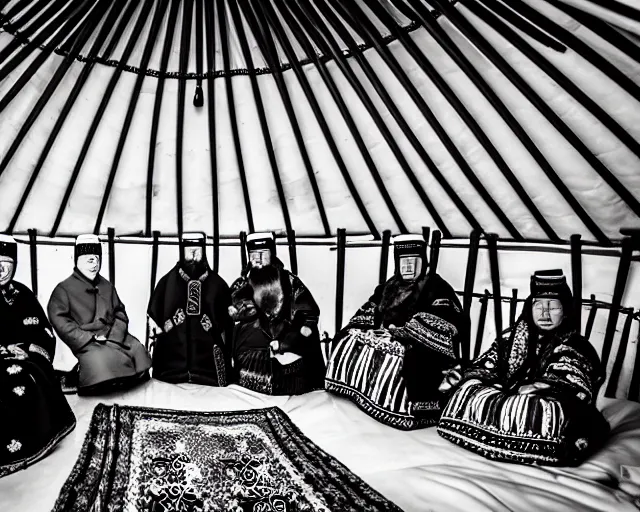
[530,269,572,308]
[0,234,17,262]
[246,232,276,257]
[393,234,427,276]
[74,234,102,263]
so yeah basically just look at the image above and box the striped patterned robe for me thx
[326,273,465,430]
[438,310,608,466]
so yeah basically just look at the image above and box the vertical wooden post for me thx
[107,227,116,285]
[486,233,502,338]
[335,228,347,334]
[28,229,38,297]
[287,229,298,275]
[570,234,583,331]
[379,229,391,285]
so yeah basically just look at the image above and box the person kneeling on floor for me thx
[325,234,468,430]
[48,235,151,395]
[229,232,325,395]
[438,269,609,466]
[0,234,76,478]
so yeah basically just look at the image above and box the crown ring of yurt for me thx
[1,0,640,511]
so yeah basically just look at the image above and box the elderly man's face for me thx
[532,298,564,331]
[77,254,101,281]
[249,249,271,269]
[399,255,422,281]
[0,256,15,287]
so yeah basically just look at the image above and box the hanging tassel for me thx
[193,83,203,107]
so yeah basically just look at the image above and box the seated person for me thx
[438,269,609,466]
[325,234,468,430]
[48,235,151,396]
[0,235,75,477]
[147,233,232,385]
[229,232,325,395]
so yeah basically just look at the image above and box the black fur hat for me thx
[74,234,102,264]
[530,269,573,308]
[393,234,427,277]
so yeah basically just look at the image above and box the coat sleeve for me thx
[537,338,604,404]
[394,276,467,364]
[19,286,56,364]
[345,282,384,330]
[461,340,501,385]
[229,276,257,322]
[215,279,234,374]
[107,287,129,344]
[279,275,320,354]
[47,284,94,354]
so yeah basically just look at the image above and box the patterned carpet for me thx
[53,403,402,512]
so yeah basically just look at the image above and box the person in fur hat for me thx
[438,269,609,466]
[0,234,75,477]
[47,235,151,395]
[147,233,233,386]
[229,232,325,395]
[325,234,468,430]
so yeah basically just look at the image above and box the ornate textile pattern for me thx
[394,312,458,359]
[212,345,227,387]
[348,301,377,329]
[437,380,603,466]
[326,329,436,430]
[53,404,401,512]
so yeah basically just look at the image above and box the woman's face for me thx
[532,298,564,331]
[0,256,14,286]
[77,254,101,281]
[399,255,422,281]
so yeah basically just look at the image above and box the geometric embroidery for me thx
[173,308,185,328]
[12,386,25,396]
[201,314,213,332]
[186,280,202,316]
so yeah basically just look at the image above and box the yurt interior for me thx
[1,0,640,510]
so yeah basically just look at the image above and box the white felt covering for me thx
[0,380,639,512]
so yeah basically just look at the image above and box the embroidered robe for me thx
[1,281,75,477]
[229,259,325,395]
[148,263,233,386]
[326,272,467,429]
[438,303,609,466]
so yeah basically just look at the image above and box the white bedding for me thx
[1,380,639,512]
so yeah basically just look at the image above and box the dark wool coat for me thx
[148,263,233,386]
[1,281,75,477]
[230,259,325,395]
[48,270,151,390]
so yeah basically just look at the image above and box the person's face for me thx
[249,249,271,269]
[532,298,564,331]
[183,246,203,264]
[77,254,101,281]
[0,256,15,286]
[399,255,422,281]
